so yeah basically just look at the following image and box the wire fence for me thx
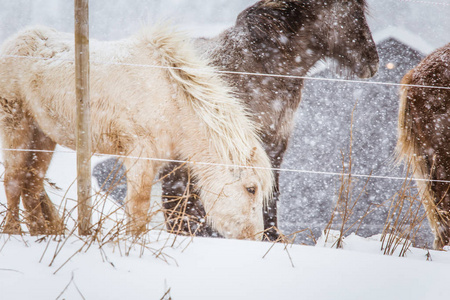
[1,54,450,91]
[0,50,449,185]
[397,0,450,7]
[1,146,449,185]
[0,0,449,187]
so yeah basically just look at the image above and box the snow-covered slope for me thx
[1,230,449,299]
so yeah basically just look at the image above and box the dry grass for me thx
[56,271,86,300]
[160,163,210,238]
[322,150,374,249]
[0,150,277,271]
[0,119,432,271]
[262,226,317,268]
[160,283,173,300]
[321,103,428,254]
[0,160,201,273]
[323,102,378,249]
[380,163,427,257]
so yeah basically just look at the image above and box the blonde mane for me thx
[138,27,260,167]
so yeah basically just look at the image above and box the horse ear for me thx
[260,0,286,9]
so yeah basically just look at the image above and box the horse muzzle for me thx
[219,219,263,241]
[357,62,379,79]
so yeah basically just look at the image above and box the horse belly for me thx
[30,98,77,150]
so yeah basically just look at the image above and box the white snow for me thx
[1,1,450,299]
[0,149,449,300]
[1,227,449,299]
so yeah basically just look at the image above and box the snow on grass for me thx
[1,231,449,300]
[0,147,449,300]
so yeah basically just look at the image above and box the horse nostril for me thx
[358,62,378,79]
[370,62,379,77]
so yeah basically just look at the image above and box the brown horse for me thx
[160,0,379,239]
[396,43,450,249]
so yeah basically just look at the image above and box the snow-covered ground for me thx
[1,1,450,299]
[0,149,449,300]
[1,231,449,300]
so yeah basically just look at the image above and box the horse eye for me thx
[246,187,256,195]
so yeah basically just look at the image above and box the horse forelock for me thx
[243,1,308,40]
[254,153,275,206]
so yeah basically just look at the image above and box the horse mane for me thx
[240,0,368,52]
[137,26,260,167]
[396,70,416,166]
[240,0,310,51]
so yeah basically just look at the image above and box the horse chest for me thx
[240,76,302,143]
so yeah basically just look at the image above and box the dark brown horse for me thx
[396,43,450,249]
[160,0,379,240]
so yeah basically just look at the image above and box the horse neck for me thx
[196,27,322,144]
[203,25,322,73]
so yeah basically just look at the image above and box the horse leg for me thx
[1,105,46,234]
[3,147,28,234]
[21,124,63,234]
[160,162,213,236]
[263,168,280,241]
[123,156,154,235]
[264,173,280,240]
[426,162,450,249]
[263,141,288,241]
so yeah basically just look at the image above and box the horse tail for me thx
[396,70,443,246]
[138,26,273,202]
[395,70,416,165]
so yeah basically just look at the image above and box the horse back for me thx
[0,26,68,57]
[0,26,175,155]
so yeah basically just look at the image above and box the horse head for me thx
[314,0,379,78]
[237,0,379,78]
[196,148,273,241]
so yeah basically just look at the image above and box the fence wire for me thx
[0,17,449,186]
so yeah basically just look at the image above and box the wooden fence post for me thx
[75,0,92,235]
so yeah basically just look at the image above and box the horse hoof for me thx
[263,228,280,242]
[3,222,22,235]
[27,220,50,236]
[126,225,147,237]
[46,223,65,235]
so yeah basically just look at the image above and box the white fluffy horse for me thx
[0,26,274,240]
